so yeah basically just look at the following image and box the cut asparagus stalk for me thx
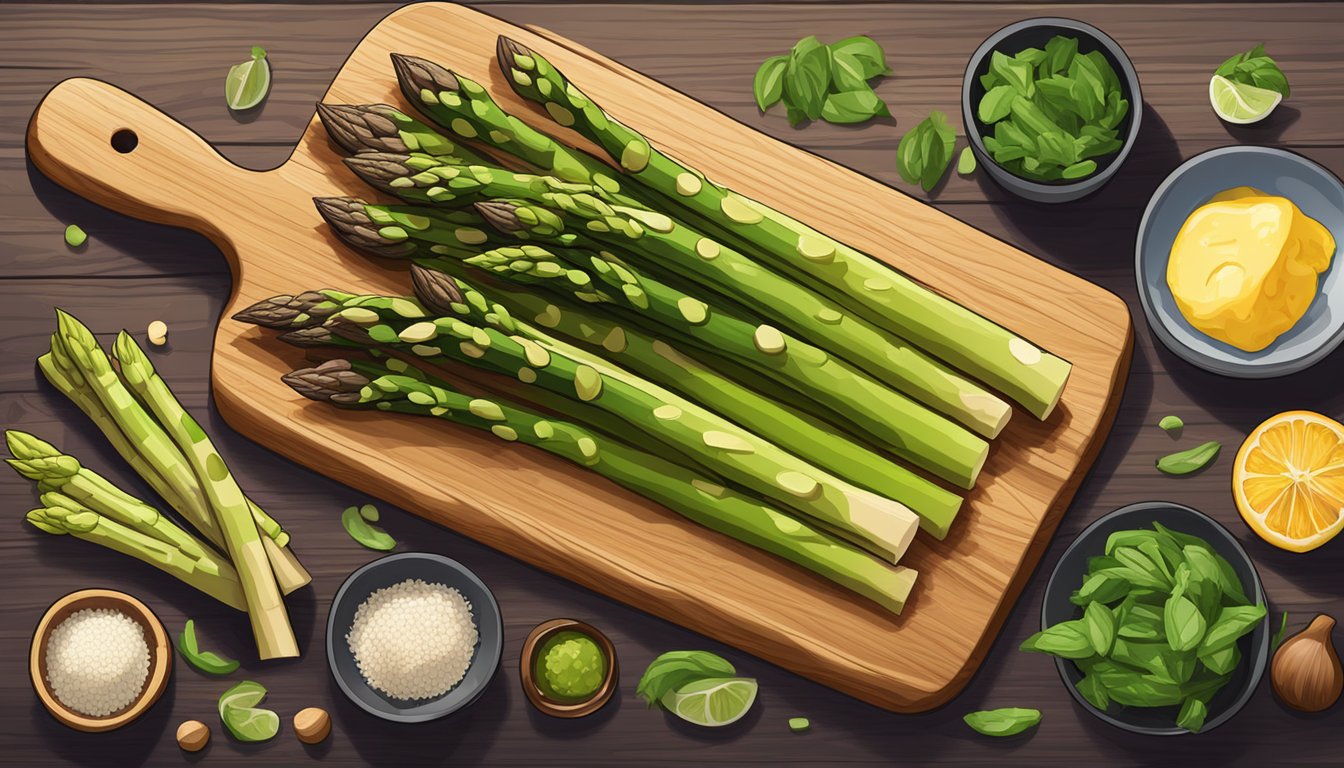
[496,37,1071,419]
[40,331,309,593]
[461,239,988,487]
[340,154,1011,442]
[287,357,917,614]
[239,265,963,538]
[28,494,248,611]
[315,103,490,164]
[109,330,298,659]
[238,282,920,563]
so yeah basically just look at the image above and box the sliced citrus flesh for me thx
[1209,74,1282,124]
[1234,410,1344,552]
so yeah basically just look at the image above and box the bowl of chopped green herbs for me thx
[962,18,1141,202]
[1034,501,1269,735]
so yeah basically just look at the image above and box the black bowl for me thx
[962,17,1142,203]
[1041,501,1269,735]
[327,552,504,723]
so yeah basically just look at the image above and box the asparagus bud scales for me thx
[316,102,488,164]
[496,37,1070,418]
[284,359,916,614]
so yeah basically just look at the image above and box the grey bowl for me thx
[326,552,503,723]
[1135,145,1344,377]
[1042,501,1269,736]
[962,17,1142,203]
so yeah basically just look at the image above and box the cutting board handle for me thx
[27,77,254,232]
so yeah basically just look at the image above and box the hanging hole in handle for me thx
[111,129,138,154]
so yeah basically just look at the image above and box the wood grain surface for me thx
[27,0,1130,713]
[3,3,1343,766]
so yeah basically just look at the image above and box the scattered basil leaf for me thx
[1158,415,1184,433]
[754,55,789,111]
[1215,43,1290,97]
[820,88,890,124]
[896,111,956,193]
[341,504,396,550]
[177,619,241,676]
[64,224,87,248]
[957,147,977,175]
[218,680,280,743]
[754,35,890,126]
[1157,440,1221,475]
[963,707,1041,737]
[636,650,736,707]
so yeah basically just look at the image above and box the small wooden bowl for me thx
[520,619,618,718]
[30,589,172,732]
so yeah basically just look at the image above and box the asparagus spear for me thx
[40,327,308,593]
[315,103,489,164]
[110,331,299,659]
[313,195,509,260]
[344,151,603,208]
[28,494,248,611]
[239,282,920,562]
[288,358,917,614]
[497,38,1072,418]
[390,53,643,205]
[242,265,963,537]
[318,190,1009,451]
[460,239,989,488]
[7,430,215,565]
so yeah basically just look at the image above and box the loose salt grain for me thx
[346,578,478,700]
[46,608,151,717]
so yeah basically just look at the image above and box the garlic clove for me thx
[1271,613,1343,712]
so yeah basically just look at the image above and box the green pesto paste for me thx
[537,631,606,700]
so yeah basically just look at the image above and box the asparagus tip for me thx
[473,200,524,234]
[495,36,536,77]
[341,153,413,191]
[390,53,459,95]
[282,359,369,405]
[233,294,332,330]
[317,103,408,156]
[409,264,465,316]
[312,197,415,259]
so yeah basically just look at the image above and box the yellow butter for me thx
[1167,186,1334,351]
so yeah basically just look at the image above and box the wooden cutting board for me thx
[26,2,1132,712]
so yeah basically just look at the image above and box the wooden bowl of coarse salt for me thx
[30,588,172,732]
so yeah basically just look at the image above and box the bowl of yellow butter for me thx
[1137,146,1343,377]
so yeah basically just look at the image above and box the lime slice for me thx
[225,46,271,111]
[218,680,280,742]
[660,677,758,727]
[1209,75,1281,124]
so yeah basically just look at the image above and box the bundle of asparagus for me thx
[232,41,1073,612]
[8,311,308,659]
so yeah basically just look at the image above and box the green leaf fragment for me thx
[341,504,396,550]
[63,224,87,248]
[896,111,956,193]
[788,717,810,732]
[753,55,788,112]
[1157,440,1221,475]
[1272,612,1289,649]
[957,147,976,175]
[1158,415,1184,433]
[756,35,890,126]
[1176,697,1208,733]
[963,707,1041,737]
[176,619,240,676]
[820,88,889,124]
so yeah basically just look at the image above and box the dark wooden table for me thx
[4,2,1343,765]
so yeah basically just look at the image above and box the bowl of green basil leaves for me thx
[1037,501,1270,735]
[962,17,1142,203]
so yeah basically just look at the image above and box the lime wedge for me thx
[225,47,271,111]
[1209,75,1281,124]
[660,677,758,727]
[218,680,280,742]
